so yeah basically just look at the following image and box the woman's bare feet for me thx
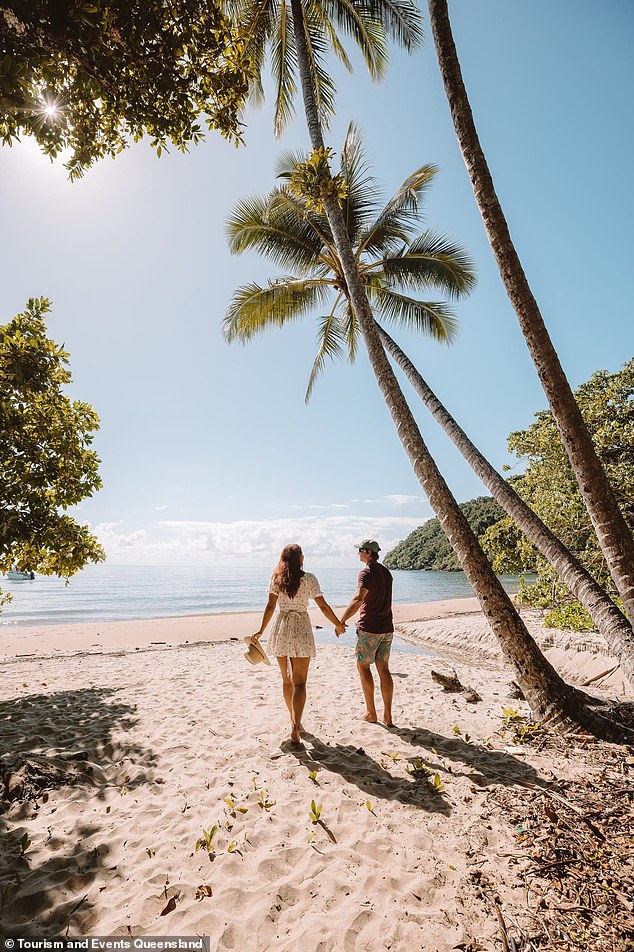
[360,712,378,723]
[290,723,302,743]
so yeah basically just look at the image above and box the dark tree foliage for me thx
[481,359,634,627]
[1,298,104,592]
[384,496,505,571]
[0,0,251,177]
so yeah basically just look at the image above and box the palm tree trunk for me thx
[428,0,634,624]
[288,0,632,741]
[378,325,634,688]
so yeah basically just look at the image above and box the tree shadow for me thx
[287,733,451,815]
[0,686,157,937]
[386,725,542,788]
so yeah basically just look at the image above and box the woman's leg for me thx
[289,657,311,742]
[276,657,293,718]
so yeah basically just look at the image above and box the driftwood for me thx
[430,668,482,702]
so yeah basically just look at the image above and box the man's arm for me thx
[340,586,368,626]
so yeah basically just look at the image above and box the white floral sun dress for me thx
[265,572,322,659]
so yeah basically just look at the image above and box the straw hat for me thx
[243,636,271,666]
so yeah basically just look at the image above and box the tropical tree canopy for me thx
[0,298,105,592]
[481,358,634,620]
[226,0,423,136]
[225,123,476,399]
[384,496,506,571]
[0,0,252,178]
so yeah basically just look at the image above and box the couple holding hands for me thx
[249,542,394,744]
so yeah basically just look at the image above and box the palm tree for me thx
[427,0,634,624]
[227,0,424,137]
[225,128,632,740]
[377,325,634,688]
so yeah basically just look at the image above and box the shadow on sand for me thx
[281,722,542,819]
[0,686,157,937]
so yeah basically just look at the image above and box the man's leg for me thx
[375,660,394,727]
[356,662,378,722]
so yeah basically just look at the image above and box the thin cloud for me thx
[93,515,424,565]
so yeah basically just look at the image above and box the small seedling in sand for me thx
[512,719,541,744]
[226,842,243,857]
[365,800,376,816]
[307,801,337,844]
[224,796,248,818]
[452,725,472,744]
[406,758,431,780]
[195,826,218,857]
[429,773,445,794]
[257,789,276,811]
[18,833,31,856]
[501,707,522,725]
[308,832,316,845]
[307,770,319,785]
[382,751,399,763]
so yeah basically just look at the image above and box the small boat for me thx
[6,569,35,581]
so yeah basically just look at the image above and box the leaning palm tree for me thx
[225,128,632,739]
[377,326,634,688]
[427,0,634,623]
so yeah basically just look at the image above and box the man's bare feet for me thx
[360,712,378,723]
[290,723,301,743]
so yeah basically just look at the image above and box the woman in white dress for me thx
[250,544,345,743]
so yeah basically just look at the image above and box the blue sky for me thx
[1,0,632,567]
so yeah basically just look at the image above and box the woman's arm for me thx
[250,592,277,642]
[314,595,345,634]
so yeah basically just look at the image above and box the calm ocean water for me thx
[0,563,525,629]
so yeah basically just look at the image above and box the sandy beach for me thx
[1,600,632,950]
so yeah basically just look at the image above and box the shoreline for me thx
[0,596,482,659]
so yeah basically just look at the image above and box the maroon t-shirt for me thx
[357,560,393,633]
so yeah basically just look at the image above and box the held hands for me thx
[334,621,347,638]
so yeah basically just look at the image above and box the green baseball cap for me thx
[355,539,381,553]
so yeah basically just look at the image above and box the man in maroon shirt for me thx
[340,540,394,727]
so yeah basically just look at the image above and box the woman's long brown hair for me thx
[272,544,304,597]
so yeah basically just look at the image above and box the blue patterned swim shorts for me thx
[356,629,394,665]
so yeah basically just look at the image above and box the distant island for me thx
[384,496,505,571]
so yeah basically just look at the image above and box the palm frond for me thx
[268,188,340,268]
[226,193,328,273]
[309,2,353,72]
[338,122,381,244]
[380,231,477,298]
[321,0,390,81]
[302,10,339,128]
[272,1,298,136]
[305,303,348,401]
[370,286,460,343]
[358,164,438,257]
[341,301,359,362]
[227,0,274,109]
[353,0,424,53]
[224,278,332,342]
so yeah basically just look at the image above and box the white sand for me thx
[0,601,630,949]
